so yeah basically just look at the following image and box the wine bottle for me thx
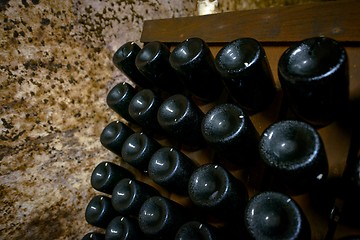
[106,82,136,123]
[121,132,161,171]
[201,103,259,166]
[188,163,248,220]
[81,232,105,240]
[148,147,197,194]
[138,196,190,239]
[100,121,134,157]
[112,41,152,88]
[278,37,349,126]
[175,221,220,240]
[105,215,144,240]
[135,41,184,93]
[169,37,223,102]
[259,120,328,194]
[91,161,133,195]
[215,37,276,113]
[157,94,205,149]
[128,88,163,133]
[244,191,311,239]
[111,178,159,216]
[85,195,117,229]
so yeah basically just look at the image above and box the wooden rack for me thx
[140,1,360,238]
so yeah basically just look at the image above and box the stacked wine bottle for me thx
[82,36,360,240]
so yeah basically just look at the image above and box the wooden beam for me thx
[141,0,360,44]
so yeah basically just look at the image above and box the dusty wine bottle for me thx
[138,196,190,239]
[215,37,276,113]
[201,103,259,166]
[188,164,248,220]
[112,41,152,88]
[128,88,163,133]
[106,82,136,123]
[100,121,134,157]
[111,178,159,216]
[244,191,311,240]
[278,37,349,126]
[121,132,161,171]
[91,161,133,195]
[259,120,328,194]
[148,147,197,194]
[85,195,117,229]
[135,41,184,93]
[175,221,221,240]
[169,37,223,102]
[105,215,144,240]
[157,94,205,149]
[81,232,105,240]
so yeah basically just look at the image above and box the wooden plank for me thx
[141,0,360,44]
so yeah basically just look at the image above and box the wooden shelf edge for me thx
[141,0,360,44]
